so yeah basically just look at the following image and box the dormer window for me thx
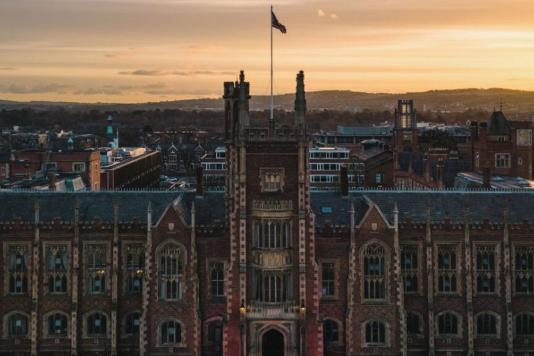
[260,168,284,192]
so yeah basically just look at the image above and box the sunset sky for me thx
[1,0,534,103]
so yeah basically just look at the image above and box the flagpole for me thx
[270,4,274,133]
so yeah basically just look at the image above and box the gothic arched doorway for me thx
[262,328,285,356]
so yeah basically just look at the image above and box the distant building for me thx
[200,146,226,190]
[313,125,392,146]
[308,146,351,190]
[2,150,100,190]
[470,110,534,180]
[393,100,470,188]
[100,150,161,190]
[455,171,534,189]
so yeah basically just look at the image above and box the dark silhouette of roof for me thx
[488,111,511,136]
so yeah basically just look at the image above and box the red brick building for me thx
[0,72,533,356]
[4,150,100,190]
[470,111,534,180]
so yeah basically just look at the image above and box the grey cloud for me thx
[118,69,234,76]
[74,87,123,95]
[0,83,72,94]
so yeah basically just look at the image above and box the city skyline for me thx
[1,0,534,103]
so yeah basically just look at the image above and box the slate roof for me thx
[1,190,534,227]
[488,111,511,136]
[312,190,534,226]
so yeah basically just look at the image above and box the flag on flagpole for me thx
[271,10,287,34]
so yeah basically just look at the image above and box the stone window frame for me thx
[323,317,344,347]
[158,319,186,347]
[122,241,145,296]
[434,243,462,296]
[361,320,390,348]
[121,310,142,338]
[474,311,501,339]
[206,259,226,299]
[494,153,511,169]
[400,242,422,295]
[514,312,534,337]
[473,242,501,296]
[3,310,30,338]
[71,162,86,173]
[512,243,534,296]
[435,310,462,338]
[406,310,425,339]
[319,259,339,300]
[259,167,285,193]
[42,310,69,338]
[253,219,292,249]
[43,242,71,296]
[360,240,390,304]
[83,310,110,339]
[155,240,187,302]
[203,316,223,353]
[82,241,111,296]
[3,242,31,296]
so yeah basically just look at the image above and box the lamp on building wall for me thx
[240,299,246,314]
[135,268,144,277]
[96,269,105,276]
[299,299,306,314]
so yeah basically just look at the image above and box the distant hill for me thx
[2,88,534,112]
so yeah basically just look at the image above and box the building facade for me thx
[470,111,534,180]
[1,72,534,356]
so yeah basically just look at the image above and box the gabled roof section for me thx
[311,190,534,226]
[357,195,393,229]
[488,111,511,136]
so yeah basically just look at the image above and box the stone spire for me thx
[238,70,250,132]
[294,70,306,129]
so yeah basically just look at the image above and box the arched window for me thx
[124,312,141,335]
[363,243,386,301]
[7,245,29,295]
[210,262,225,297]
[46,245,68,294]
[254,270,291,302]
[254,220,291,249]
[87,312,107,337]
[324,319,339,343]
[160,320,182,345]
[47,312,68,337]
[476,312,498,337]
[437,312,460,336]
[437,246,458,293]
[86,244,107,295]
[401,245,418,293]
[158,243,184,301]
[515,313,534,336]
[365,320,386,345]
[125,244,144,294]
[6,312,28,337]
[514,246,534,294]
[407,312,422,335]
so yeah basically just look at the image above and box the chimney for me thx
[479,122,488,142]
[47,172,57,191]
[470,121,479,141]
[340,166,349,197]
[196,165,204,196]
[482,167,491,189]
